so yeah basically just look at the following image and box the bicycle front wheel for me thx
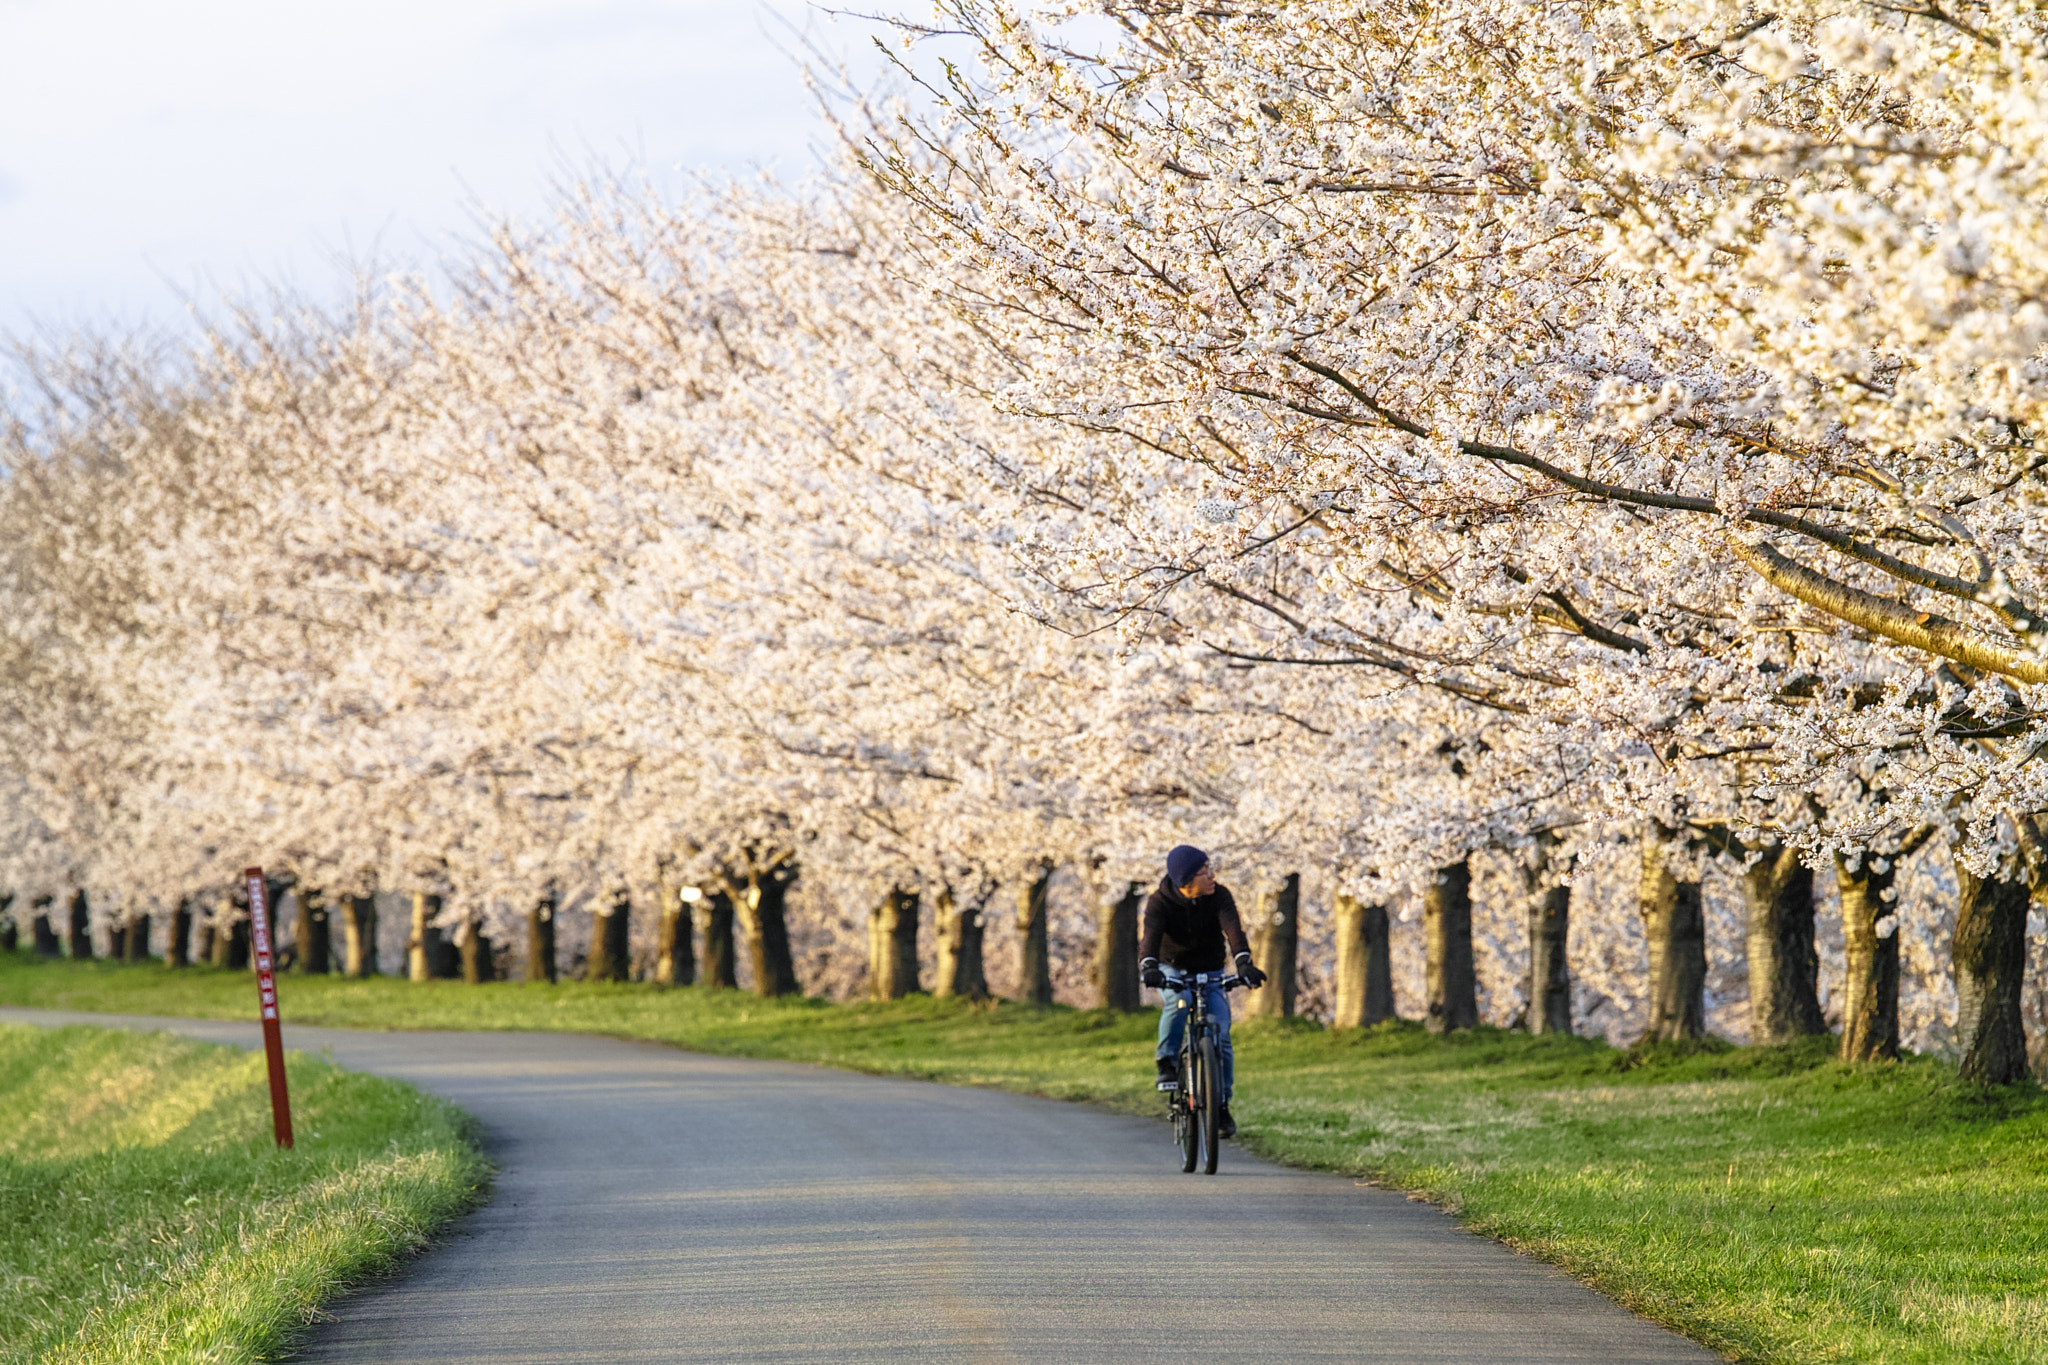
[1176,1049,1200,1172]
[1196,1034,1222,1174]
[1175,1091,1198,1172]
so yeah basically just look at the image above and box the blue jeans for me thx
[1156,980,1234,1102]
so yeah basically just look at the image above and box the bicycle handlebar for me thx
[1160,971,1247,991]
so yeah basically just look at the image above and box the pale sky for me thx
[0,0,887,339]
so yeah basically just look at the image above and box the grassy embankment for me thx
[3,952,2046,1364]
[0,1015,487,1364]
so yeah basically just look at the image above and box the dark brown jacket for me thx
[1139,876,1249,973]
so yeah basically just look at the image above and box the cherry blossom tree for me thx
[1,0,2040,1083]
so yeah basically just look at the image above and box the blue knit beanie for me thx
[1166,845,1209,887]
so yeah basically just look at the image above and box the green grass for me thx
[0,1011,488,1364]
[4,953,2047,1364]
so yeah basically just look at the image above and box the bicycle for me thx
[1160,968,1245,1175]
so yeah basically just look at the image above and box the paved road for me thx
[2,1007,1716,1364]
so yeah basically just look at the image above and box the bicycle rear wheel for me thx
[1196,1034,1222,1174]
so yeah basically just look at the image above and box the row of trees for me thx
[8,845,1974,1060]
[3,1,2045,1077]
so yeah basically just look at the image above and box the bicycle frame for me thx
[1167,969,1241,1050]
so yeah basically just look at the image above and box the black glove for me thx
[1140,958,1166,989]
[1235,952,1268,988]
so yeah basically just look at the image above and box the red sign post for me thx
[244,868,295,1149]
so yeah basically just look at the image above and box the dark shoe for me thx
[1155,1058,1180,1091]
[1217,1103,1237,1139]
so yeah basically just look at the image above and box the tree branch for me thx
[1728,537,2048,684]
[1280,351,2044,651]
[1203,642,1529,713]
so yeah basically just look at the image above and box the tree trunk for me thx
[864,888,921,1002]
[408,892,452,982]
[194,906,215,966]
[123,913,150,963]
[108,922,127,960]
[1742,840,1827,1044]
[1639,833,1707,1041]
[295,887,332,974]
[1091,881,1141,1012]
[2026,816,2048,1083]
[1247,873,1300,1019]
[215,890,250,970]
[700,889,738,989]
[343,893,378,977]
[1016,862,1053,1005]
[526,893,558,984]
[1424,858,1478,1033]
[1837,852,1901,1062]
[654,884,691,986]
[1527,880,1572,1035]
[1332,895,1395,1029]
[263,877,288,968]
[433,907,460,976]
[868,887,921,1000]
[585,891,631,983]
[934,886,989,1000]
[406,892,429,981]
[740,862,801,997]
[67,889,91,959]
[167,898,192,968]
[30,897,60,957]
[459,917,494,984]
[0,897,15,954]
[1954,853,2031,1086]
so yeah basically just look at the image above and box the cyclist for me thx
[1138,845,1266,1138]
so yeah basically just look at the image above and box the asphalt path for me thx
[2,1007,1718,1364]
